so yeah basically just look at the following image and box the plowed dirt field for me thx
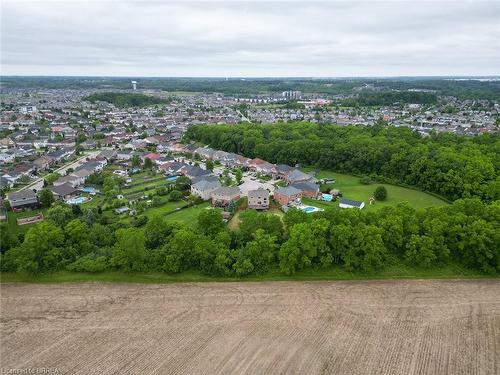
[1,280,499,374]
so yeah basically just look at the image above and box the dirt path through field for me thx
[1,280,499,374]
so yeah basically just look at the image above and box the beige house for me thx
[247,188,269,210]
[211,186,241,207]
[191,179,221,200]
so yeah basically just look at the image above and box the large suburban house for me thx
[290,181,320,198]
[275,164,294,179]
[53,174,84,188]
[184,165,211,181]
[47,147,75,162]
[286,169,314,184]
[248,158,277,176]
[6,189,38,210]
[247,188,269,210]
[213,150,230,162]
[191,179,221,200]
[194,147,216,160]
[339,198,365,209]
[50,183,79,201]
[116,150,134,160]
[99,149,118,161]
[33,155,56,170]
[211,186,241,207]
[71,168,94,181]
[274,186,302,206]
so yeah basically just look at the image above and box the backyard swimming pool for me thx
[67,196,91,205]
[300,205,324,213]
[166,176,179,181]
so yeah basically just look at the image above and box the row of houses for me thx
[191,176,270,210]
[191,146,365,210]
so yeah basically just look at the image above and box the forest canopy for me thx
[84,92,169,108]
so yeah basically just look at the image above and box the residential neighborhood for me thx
[2,80,498,231]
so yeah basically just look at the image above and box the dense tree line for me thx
[4,77,499,101]
[84,92,169,108]
[1,199,498,276]
[184,123,500,202]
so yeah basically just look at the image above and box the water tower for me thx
[131,81,137,90]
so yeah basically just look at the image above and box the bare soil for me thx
[1,280,499,375]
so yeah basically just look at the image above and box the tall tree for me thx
[111,228,147,272]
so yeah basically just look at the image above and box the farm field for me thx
[304,170,449,211]
[1,280,498,375]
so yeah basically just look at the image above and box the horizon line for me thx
[2,74,500,80]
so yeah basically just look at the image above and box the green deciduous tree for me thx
[46,205,74,227]
[175,176,191,191]
[8,221,64,274]
[111,228,147,272]
[374,186,387,201]
[143,157,153,169]
[234,229,278,276]
[205,160,214,172]
[197,209,225,237]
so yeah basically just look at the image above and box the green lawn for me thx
[142,200,187,218]
[303,170,448,211]
[5,208,48,234]
[163,202,212,226]
[227,208,284,230]
[1,263,494,284]
[80,195,103,209]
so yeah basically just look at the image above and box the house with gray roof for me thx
[185,165,211,180]
[98,149,118,161]
[290,181,320,198]
[7,189,38,210]
[275,164,294,179]
[53,174,83,188]
[191,179,221,200]
[286,169,314,184]
[274,186,302,206]
[339,198,365,209]
[194,147,216,160]
[50,183,79,200]
[211,186,241,207]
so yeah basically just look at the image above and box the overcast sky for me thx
[1,0,499,77]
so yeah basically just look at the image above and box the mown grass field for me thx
[304,170,449,211]
[1,262,494,284]
[227,208,284,230]
[5,208,48,234]
[164,202,212,225]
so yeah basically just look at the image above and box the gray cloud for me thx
[1,0,499,76]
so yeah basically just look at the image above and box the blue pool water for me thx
[166,176,179,181]
[302,206,316,213]
[322,193,333,202]
[67,196,88,205]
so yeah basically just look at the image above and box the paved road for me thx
[235,108,252,123]
[21,151,100,192]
